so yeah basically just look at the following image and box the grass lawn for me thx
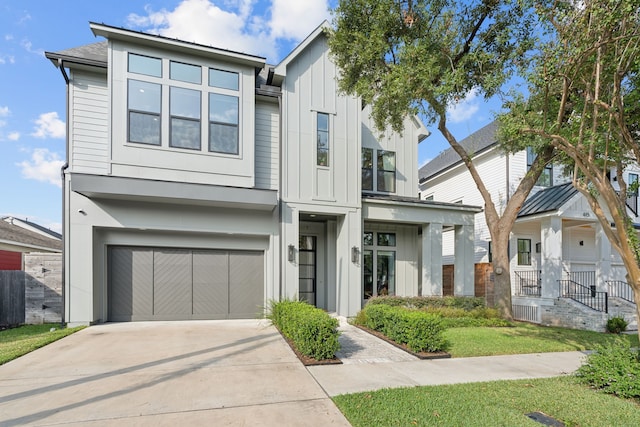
[0,324,85,365]
[445,322,640,357]
[333,376,640,427]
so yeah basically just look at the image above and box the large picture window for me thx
[125,51,241,155]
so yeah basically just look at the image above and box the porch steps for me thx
[539,297,637,332]
[608,297,638,331]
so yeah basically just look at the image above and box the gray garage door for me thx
[108,246,264,321]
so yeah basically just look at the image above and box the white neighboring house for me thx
[420,122,638,331]
[45,21,481,326]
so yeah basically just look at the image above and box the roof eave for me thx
[273,20,330,79]
[44,51,108,69]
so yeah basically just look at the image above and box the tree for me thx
[328,0,554,319]
[500,0,640,339]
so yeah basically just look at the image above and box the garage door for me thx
[108,246,264,321]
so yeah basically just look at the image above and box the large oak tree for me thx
[328,0,554,318]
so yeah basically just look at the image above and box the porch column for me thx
[595,222,612,290]
[421,222,443,296]
[281,203,299,301]
[454,224,475,296]
[540,216,562,299]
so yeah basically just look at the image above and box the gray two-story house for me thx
[46,21,481,326]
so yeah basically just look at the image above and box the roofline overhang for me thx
[44,51,108,70]
[89,22,266,68]
[419,142,499,184]
[0,239,62,253]
[362,196,483,213]
[70,174,278,211]
[273,20,330,81]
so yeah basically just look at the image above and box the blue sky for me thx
[0,0,496,233]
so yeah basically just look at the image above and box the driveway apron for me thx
[0,320,351,426]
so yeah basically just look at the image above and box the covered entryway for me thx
[108,246,264,321]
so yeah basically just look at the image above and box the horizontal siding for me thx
[255,102,279,190]
[70,70,109,174]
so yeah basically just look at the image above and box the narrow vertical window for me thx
[377,151,396,192]
[517,238,531,265]
[128,79,161,145]
[362,148,373,191]
[317,113,329,166]
[170,87,201,150]
[209,93,239,154]
[527,147,552,186]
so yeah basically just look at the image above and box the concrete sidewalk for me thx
[306,318,588,396]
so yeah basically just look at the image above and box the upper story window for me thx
[527,147,552,187]
[317,113,329,166]
[361,148,396,193]
[126,52,240,156]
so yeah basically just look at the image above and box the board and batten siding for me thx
[281,35,360,207]
[255,102,279,190]
[69,70,109,174]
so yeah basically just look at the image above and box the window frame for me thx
[361,148,397,194]
[317,112,330,167]
[124,50,242,157]
[527,147,553,187]
[517,238,532,266]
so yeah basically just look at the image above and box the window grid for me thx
[317,113,329,167]
[517,238,531,265]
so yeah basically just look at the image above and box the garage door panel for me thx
[109,247,153,321]
[193,250,228,316]
[153,250,192,316]
[229,251,264,318]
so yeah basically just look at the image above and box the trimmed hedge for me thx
[355,304,449,352]
[268,300,340,360]
[366,295,486,311]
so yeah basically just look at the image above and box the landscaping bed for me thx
[353,323,450,359]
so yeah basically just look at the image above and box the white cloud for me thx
[0,55,16,64]
[17,148,65,188]
[0,106,9,117]
[447,89,481,124]
[5,34,14,41]
[126,0,329,62]
[31,112,65,139]
[8,131,20,141]
[269,0,329,40]
[21,38,44,57]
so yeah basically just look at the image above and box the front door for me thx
[363,231,396,302]
[299,235,317,305]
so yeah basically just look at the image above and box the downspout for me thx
[58,58,70,327]
[276,72,283,302]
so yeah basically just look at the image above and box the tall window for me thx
[170,87,201,149]
[317,113,329,166]
[361,149,397,193]
[377,151,396,192]
[629,173,638,195]
[517,238,531,265]
[363,231,396,299]
[527,147,552,187]
[362,148,373,191]
[209,93,239,154]
[128,79,161,145]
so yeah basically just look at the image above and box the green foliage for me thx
[333,377,640,426]
[355,304,448,352]
[366,295,486,311]
[0,324,85,365]
[576,340,640,400]
[440,317,512,328]
[268,300,340,360]
[606,316,629,334]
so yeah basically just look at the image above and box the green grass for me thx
[333,376,640,426]
[445,322,640,357]
[0,324,85,365]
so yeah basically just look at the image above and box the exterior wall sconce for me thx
[288,244,295,262]
[579,240,584,246]
[351,246,360,263]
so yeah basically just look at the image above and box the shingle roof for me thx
[0,220,62,252]
[2,217,61,240]
[419,121,499,183]
[518,182,578,218]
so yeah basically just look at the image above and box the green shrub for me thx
[606,316,628,334]
[366,296,486,311]
[268,300,340,360]
[355,304,449,352]
[575,339,640,400]
[440,317,513,328]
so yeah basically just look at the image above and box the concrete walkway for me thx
[0,319,589,426]
[307,318,588,396]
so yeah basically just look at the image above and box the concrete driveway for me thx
[0,321,351,426]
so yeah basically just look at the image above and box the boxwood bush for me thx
[355,304,449,352]
[366,295,486,311]
[268,300,340,360]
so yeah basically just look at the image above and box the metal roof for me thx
[518,182,578,218]
[419,121,499,183]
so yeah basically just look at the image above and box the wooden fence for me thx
[0,271,25,326]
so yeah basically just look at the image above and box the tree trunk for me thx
[490,231,513,320]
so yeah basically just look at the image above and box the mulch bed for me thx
[354,324,451,360]
[275,327,342,366]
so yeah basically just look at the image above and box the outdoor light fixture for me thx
[351,246,360,263]
[288,244,295,262]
